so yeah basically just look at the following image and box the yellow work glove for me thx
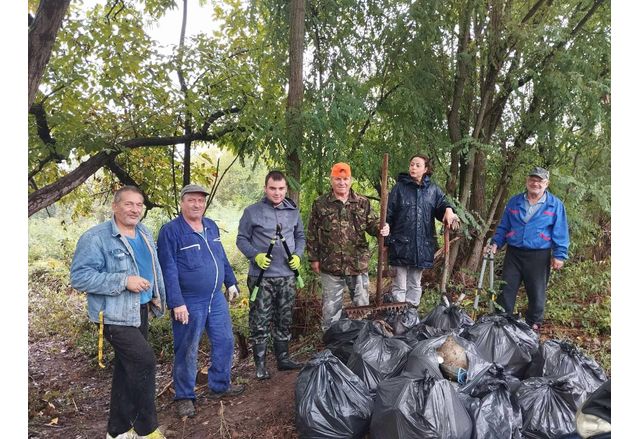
[255,253,271,270]
[288,254,301,271]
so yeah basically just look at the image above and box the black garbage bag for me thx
[459,363,523,439]
[404,321,448,342]
[422,303,474,331]
[516,374,589,439]
[527,339,608,393]
[346,321,413,392]
[389,307,421,336]
[403,334,491,383]
[461,313,539,379]
[322,319,368,364]
[295,350,374,439]
[370,373,473,439]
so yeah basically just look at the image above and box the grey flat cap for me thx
[180,184,210,198]
[529,166,549,180]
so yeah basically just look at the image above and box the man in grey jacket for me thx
[70,186,166,439]
[237,170,306,379]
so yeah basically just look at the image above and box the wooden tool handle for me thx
[375,153,389,306]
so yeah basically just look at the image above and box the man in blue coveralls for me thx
[486,167,570,331]
[157,184,243,418]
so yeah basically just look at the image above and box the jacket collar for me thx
[398,172,431,187]
[110,216,144,237]
[177,213,212,233]
[260,196,298,209]
[327,189,359,203]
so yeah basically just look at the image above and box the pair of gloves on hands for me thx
[227,254,301,302]
[255,253,301,270]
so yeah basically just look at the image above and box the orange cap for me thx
[331,162,351,178]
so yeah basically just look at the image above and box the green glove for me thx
[289,254,301,270]
[255,253,271,270]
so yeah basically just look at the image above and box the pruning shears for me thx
[472,249,496,319]
[250,229,278,302]
[275,223,305,289]
[250,224,305,302]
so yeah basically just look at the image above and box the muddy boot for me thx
[253,342,271,380]
[274,340,302,370]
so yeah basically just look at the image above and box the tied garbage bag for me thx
[404,321,447,342]
[516,374,589,439]
[422,303,474,331]
[295,350,374,439]
[347,321,413,392]
[403,334,490,383]
[459,363,523,439]
[461,313,539,379]
[322,319,367,364]
[527,339,608,393]
[388,307,421,336]
[370,374,473,439]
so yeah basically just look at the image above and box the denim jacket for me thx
[70,218,166,326]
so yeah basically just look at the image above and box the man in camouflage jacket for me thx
[307,162,389,331]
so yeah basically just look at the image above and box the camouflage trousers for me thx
[319,272,369,331]
[247,275,296,345]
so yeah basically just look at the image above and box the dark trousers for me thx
[497,246,551,325]
[103,305,158,436]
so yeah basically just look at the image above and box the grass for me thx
[28,212,611,374]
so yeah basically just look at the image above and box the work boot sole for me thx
[206,384,246,399]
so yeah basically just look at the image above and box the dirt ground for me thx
[28,335,310,439]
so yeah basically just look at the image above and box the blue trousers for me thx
[172,292,234,400]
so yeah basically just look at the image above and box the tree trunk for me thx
[178,0,192,187]
[285,0,305,204]
[28,0,71,109]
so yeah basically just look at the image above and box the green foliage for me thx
[545,259,611,336]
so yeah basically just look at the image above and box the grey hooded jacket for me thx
[237,197,306,278]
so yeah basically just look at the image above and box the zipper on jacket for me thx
[196,227,220,314]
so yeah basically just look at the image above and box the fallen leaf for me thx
[48,417,59,425]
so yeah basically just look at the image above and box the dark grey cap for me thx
[180,184,209,198]
[529,166,549,180]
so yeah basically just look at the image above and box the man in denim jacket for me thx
[157,184,244,419]
[70,186,167,439]
[486,167,570,331]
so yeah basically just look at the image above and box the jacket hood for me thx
[397,172,431,187]
[260,196,298,209]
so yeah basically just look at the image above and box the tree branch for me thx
[28,151,118,217]
[105,158,162,210]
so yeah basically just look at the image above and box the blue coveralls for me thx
[157,214,238,400]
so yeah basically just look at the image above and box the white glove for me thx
[227,284,239,302]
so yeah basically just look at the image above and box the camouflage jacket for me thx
[306,190,379,276]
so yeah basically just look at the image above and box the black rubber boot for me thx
[274,340,303,370]
[253,342,271,380]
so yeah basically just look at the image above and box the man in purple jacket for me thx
[157,184,244,419]
[486,167,570,331]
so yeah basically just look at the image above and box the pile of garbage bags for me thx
[297,306,609,439]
